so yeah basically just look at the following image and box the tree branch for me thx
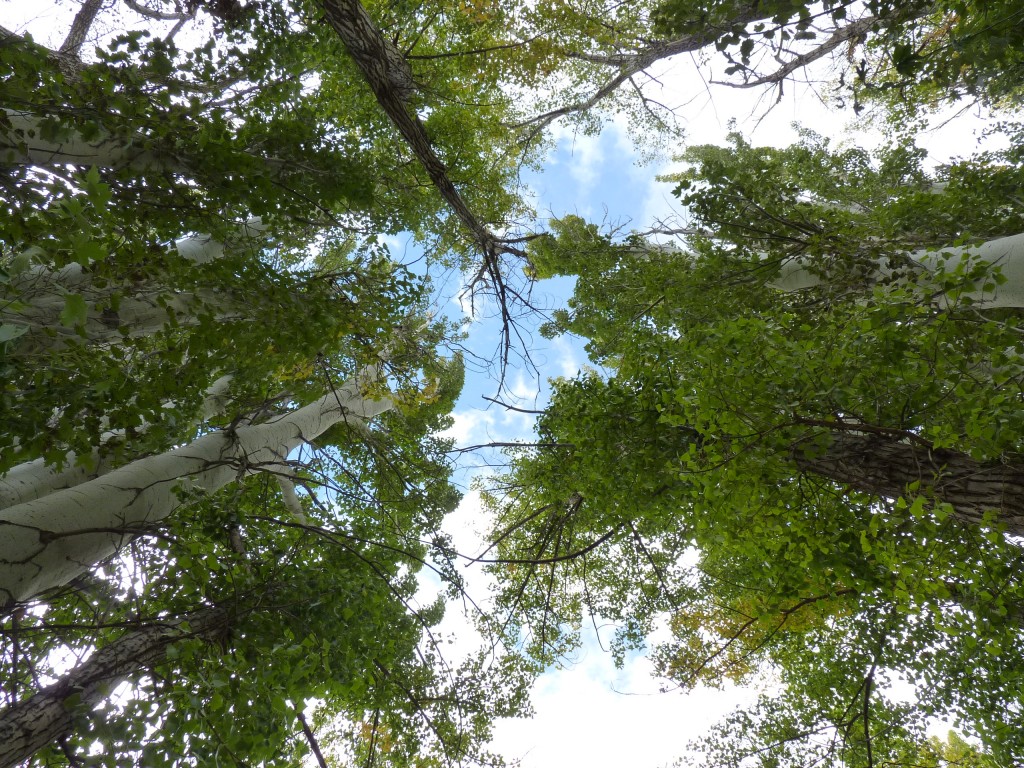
[59,0,105,57]
[712,16,877,90]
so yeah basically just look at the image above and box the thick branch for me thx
[516,5,771,135]
[122,0,193,21]
[59,0,105,57]
[714,16,877,90]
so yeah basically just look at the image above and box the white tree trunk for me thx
[773,232,1024,308]
[1,110,172,171]
[2,219,265,351]
[0,367,393,606]
[0,375,234,510]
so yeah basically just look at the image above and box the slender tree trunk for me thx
[0,366,393,606]
[317,0,496,250]
[0,604,231,768]
[794,432,1024,536]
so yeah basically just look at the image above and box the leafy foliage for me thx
[0,3,536,764]
[489,131,1024,765]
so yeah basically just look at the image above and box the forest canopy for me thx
[1,0,1023,765]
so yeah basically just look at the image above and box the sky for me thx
[4,2,999,765]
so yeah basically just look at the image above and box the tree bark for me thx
[59,0,105,57]
[2,219,265,355]
[0,604,232,768]
[794,432,1024,536]
[317,0,496,250]
[0,366,393,607]
[773,232,1024,309]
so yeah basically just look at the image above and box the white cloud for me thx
[550,336,582,380]
[439,408,497,447]
[491,626,753,768]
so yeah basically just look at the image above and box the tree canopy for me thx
[1,0,527,763]
[487,127,1024,764]
[2,0,1024,764]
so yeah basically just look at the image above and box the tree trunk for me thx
[0,604,231,768]
[773,232,1024,309]
[0,367,393,607]
[317,0,495,249]
[1,110,172,171]
[0,375,234,510]
[2,219,265,355]
[794,432,1024,536]
[58,0,104,57]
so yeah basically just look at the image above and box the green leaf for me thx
[59,294,89,327]
[0,324,28,343]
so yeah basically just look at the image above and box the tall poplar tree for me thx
[486,129,1024,765]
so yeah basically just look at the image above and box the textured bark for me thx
[0,25,83,80]
[0,367,393,606]
[317,0,495,250]
[0,604,231,767]
[795,432,1024,536]
[59,0,105,56]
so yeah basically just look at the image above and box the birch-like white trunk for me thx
[0,375,234,510]
[1,110,174,171]
[1,110,296,178]
[773,232,1024,308]
[2,219,265,352]
[0,367,393,606]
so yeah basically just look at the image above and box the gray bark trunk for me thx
[0,604,231,768]
[317,0,495,250]
[795,432,1024,536]
[59,0,104,57]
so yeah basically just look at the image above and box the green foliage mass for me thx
[651,0,1024,113]
[489,130,1024,765]
[0,2,534,764]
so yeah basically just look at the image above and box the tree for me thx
[0,1,535,763]
[484,129,1024,765]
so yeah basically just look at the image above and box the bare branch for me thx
[122,0,193,21]
[316,0,536,374]
[295,708,330,768]
[513,5,771,140]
